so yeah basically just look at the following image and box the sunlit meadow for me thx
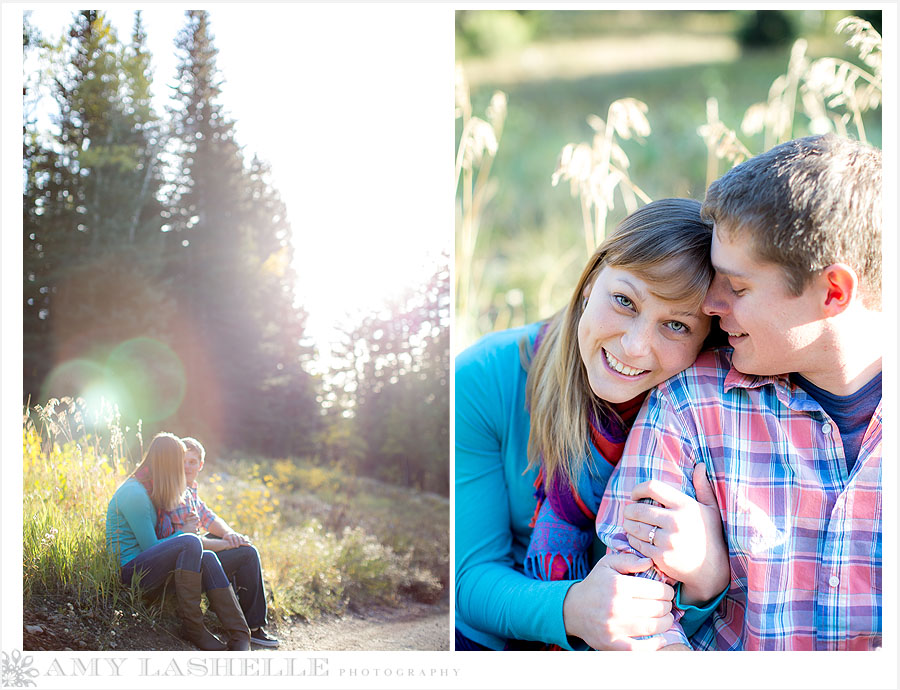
[23,398,447,648]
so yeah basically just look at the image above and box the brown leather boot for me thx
[206,585,251,651]
[173,569,227,651]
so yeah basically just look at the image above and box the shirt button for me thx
[822,423,832,435]
[828,575,840,588]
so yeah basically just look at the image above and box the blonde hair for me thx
[525,198,714,489]
[131,432,187,513]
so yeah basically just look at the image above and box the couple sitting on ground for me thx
[455,133,882,650]
[105,434,279,650]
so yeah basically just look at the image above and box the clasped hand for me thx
[622,463,729,605]
[182,512,201,534]
[562,551,675,651]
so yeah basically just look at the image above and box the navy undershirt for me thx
[790,371,882,474]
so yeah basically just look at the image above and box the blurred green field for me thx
[455,9,882,350]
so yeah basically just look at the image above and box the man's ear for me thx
[820,264,858,316]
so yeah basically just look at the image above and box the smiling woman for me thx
[454,198,731,651]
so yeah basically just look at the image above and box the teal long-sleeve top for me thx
[105,477,184,567]
[456,323,579,649]
[455,323,723,650]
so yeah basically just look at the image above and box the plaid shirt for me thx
[596,347,882,650]
[156,482,219,539]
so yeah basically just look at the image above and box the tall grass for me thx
[23,398,447,648]
[24,400,129,608]
[207,456,447,619]
[703,16,882,186]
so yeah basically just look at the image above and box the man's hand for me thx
[223,531,252,548]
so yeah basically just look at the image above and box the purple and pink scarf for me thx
[523,323,644,584]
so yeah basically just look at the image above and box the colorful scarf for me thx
[523,323,645,584]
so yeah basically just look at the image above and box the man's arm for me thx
[596,387,707,649]
[204,516,251,548]
[194,493,251,548]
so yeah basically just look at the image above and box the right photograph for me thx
[454,9,883,651]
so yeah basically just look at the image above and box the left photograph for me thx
[21,8,449,652]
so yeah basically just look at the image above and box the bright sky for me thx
[23,5,452,372]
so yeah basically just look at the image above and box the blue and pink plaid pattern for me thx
[596,347,882,650]
[156,483,218,539]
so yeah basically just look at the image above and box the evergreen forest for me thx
[23,10,449,496]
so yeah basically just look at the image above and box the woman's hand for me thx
[562,551,676,650]
[623,463,730,605]
[182,513,200,534]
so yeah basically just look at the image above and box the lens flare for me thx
[107,338,186,423]
[40,359,109,403]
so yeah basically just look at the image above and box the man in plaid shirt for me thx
[596,134,882,650]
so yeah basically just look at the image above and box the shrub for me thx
[737,10,797,49]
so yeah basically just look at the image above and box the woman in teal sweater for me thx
[455,199,730,651]
[106,432,249,651]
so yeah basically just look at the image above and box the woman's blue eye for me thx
[614,294,634,309]
[666,321,690,334]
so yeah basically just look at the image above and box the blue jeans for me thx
[214,544,269,629]
[120,533,229,592]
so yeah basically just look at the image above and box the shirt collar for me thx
[722,360,832,415]
[723,365,787,393]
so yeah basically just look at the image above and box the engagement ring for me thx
[648,526,657,546]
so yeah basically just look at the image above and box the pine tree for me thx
[24,10,175,404]
[240,157,322,457]
[165,10,321,454]
[23,12,56,398]
[329,258,450,494]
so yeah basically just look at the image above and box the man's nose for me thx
[702,275,730,317]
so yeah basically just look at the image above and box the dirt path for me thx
[24,597,450,652]
[261,600,450,651]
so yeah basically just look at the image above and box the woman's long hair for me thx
[525,198,716,489]
[129,432,186,513]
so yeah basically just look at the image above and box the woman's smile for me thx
[602,348,649,378]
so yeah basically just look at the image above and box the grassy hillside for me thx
[23,397,447,650]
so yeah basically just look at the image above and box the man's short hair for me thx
[181,436,206,463]
[701,133,882,308]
